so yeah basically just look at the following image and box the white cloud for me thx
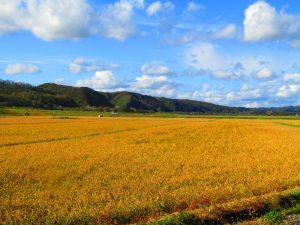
[131,75,167,89]
[69,58,120,73]
[185,43,246,80]
[211,66,243,80]
[152,84,175,97]
[25,0,92,41]
[184,42,283,81]
[213,24,236,39]
[75,72,175,97]
[178,84,264,106]
[130,74,175,97]
[283,73,300,82]
[179,73,300,107]
[240,56,270,74]
[98,0,144,41]
[256,67,274,79]
[186,2,205,12]
[75,70,120,90]
[178,90,224,104]
[146,1,174,16]
[276,84,300,98]
[146,1,161,16]
[0,0,144,41]
[128,0,145,9]
[140,63,172,75]
[4,63,40,75]
[245,102,259,108]
[244,1,300,42]
[185,42,226,71]
[53,77,65,84]
[0,0,23,35]
[226,85,262,102]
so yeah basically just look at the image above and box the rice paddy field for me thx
[0,116,299,224]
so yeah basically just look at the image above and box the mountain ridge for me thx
[1,80,299,115]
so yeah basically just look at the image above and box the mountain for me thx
[0,80,78,108]
[39,83,112,108]
[0,80,299,115]
[105,91,248,113]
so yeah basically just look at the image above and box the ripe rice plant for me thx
[0,117,299,224]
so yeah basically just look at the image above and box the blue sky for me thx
[1,0,300,107]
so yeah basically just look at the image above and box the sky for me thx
[1,0,300,107]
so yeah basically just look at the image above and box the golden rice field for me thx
[0,116,299,224]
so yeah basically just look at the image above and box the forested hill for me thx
[1,80,299,115]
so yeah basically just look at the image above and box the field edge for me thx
[141,187,300,225]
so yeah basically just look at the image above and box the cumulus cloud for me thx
[130,74,175,97]
[184,42,226,71]
[178,83,265,107]
[0,0,92,40]
[75,71,176,97]
[244,1,300,42]
[4,63,40,75]
[131,75,167,89]
[98,0,144,41]
[184,42,282,81]
[0,0,144,41]
[178,78,300,107]
[213,24,236,39]
[53,77,65,84]
[211,67,244,80]
[140,63,172,75]
[226,84,262,102]
[178,90,224,104]
[184,43,246,80]
[146,1,174,16]
[245,102,259,108]
[75,70,121,90]
[146,1,161,16]
[283,73,300,82]
[148,84,175,97]
[276,84,300,98]
[24,0,92,41]
[186,2,205,12]
[69,58,120,74]
[256,67,274,80]
[0,0,23,35]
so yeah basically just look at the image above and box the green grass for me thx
[275,122,300,128]
[136,213,205,225]
[2,107,300,120]
[145,190,300,225]
[262,210,284,225]
[151,213,203,225]
[0,107,100,116]
[282,192,300,215]
[0,107,152,117]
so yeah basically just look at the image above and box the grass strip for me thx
[141,188,300,225]
[275,122,300,128]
